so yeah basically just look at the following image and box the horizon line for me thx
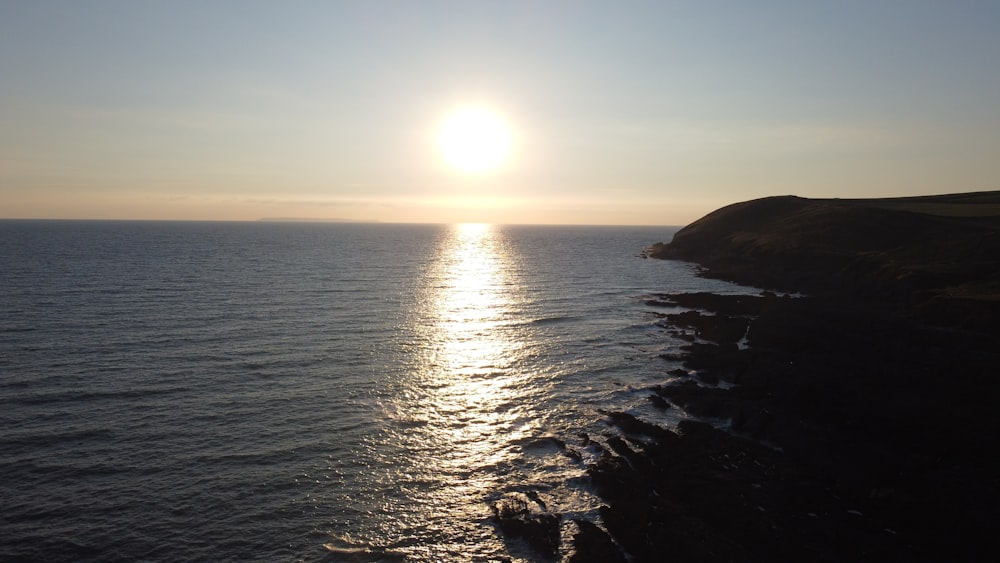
[0,217,682,228]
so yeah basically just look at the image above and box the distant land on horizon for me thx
[257,217,380,223]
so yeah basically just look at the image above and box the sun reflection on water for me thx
[360,223,545,558]
[415,223,534,466]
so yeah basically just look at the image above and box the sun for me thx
[437,107,513,174]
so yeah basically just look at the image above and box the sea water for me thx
[0,220,750,561]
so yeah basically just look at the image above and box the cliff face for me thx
[647,192,1000,331]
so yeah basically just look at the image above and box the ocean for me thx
[0,220,751,562]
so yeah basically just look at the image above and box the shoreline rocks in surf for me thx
[566,192,1000,561]
[491,192,1000,560]
[576,290,1000,561]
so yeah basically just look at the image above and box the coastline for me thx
[570,193,1000,561]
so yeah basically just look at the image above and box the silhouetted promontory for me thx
[646,191,1000,331]
[564,192,1000,562]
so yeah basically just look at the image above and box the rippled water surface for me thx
[0,221,750,561]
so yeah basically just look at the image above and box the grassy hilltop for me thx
[647,191,1000,331]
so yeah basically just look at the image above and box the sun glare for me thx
[437,107,513,174]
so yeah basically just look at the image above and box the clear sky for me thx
[2,1,998,225]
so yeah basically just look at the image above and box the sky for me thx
[2,1,999,225]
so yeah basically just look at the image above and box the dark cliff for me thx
[565,191,1000,561]
[647,191,1000,332]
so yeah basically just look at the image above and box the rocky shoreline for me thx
[492,193,1000,561]
[575,291,999,562]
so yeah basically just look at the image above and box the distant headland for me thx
[645,190,1000,331]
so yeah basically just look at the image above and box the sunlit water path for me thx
[0,221,750,561]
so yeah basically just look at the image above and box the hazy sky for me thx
[2,1,998,224]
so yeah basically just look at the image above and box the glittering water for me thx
[0,220,749,561]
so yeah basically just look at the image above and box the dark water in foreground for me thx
[0,221,752,561]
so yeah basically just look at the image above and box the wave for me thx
[527,315,579,326]
[322,536,406,562]
[5,385,190,406]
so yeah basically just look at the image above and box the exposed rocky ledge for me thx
[564,289,1000,562]
[555,192,1000,562]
